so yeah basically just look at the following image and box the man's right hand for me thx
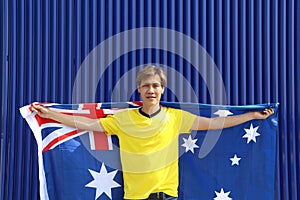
[32,103,104,132]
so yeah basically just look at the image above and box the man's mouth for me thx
[146,96,156,99]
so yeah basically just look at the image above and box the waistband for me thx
[146,192,174,200]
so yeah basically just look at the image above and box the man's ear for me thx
[161,86,165,94]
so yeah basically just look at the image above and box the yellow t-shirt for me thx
[100,107,197,199]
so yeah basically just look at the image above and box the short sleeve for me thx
[178,110,197,133]
[99,115,119,136]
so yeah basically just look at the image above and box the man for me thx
[32,65,274,200]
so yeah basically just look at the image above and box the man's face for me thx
[138,74,165,107]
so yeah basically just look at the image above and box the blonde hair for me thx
[136,65,167,87]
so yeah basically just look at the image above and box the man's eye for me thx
[141,84,161,89]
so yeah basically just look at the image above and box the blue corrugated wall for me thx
[1,0,299,199]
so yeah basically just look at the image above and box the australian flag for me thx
[20,102,278,200]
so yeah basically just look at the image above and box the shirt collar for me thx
[138,106,162,118]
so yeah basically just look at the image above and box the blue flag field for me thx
[20,102,278,200]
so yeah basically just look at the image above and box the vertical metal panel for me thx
[296,0,300,198]
[1,0,299,199]
[1,0,8,199]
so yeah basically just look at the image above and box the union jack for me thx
[20,102,143,153]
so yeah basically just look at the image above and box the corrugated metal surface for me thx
[1,0,299,199]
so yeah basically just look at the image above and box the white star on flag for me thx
[181,135,199,153]
[214,109,233,117]
[214,188,232,200]
[86,163,121,200]
[243,123,260,143]
[230,154,241,166]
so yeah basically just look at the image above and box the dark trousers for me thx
[144,192,177,200]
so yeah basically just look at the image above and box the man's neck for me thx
[141,104,160,115]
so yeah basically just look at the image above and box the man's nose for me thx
[148,86,154,92]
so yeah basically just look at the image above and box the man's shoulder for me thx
[162,106,183,114]
[113,107,140,116]
[162,106,196,117]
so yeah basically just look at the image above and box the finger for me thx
[263,109,269,114]
[32,108,39,113]
[32,102,40,108]
[268,109,273,115]
[264,108,274,115]
[33,104,42,111]
[32,104,48,114]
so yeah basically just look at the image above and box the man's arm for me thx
[32,104,105,132]
[191,108,274,131]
